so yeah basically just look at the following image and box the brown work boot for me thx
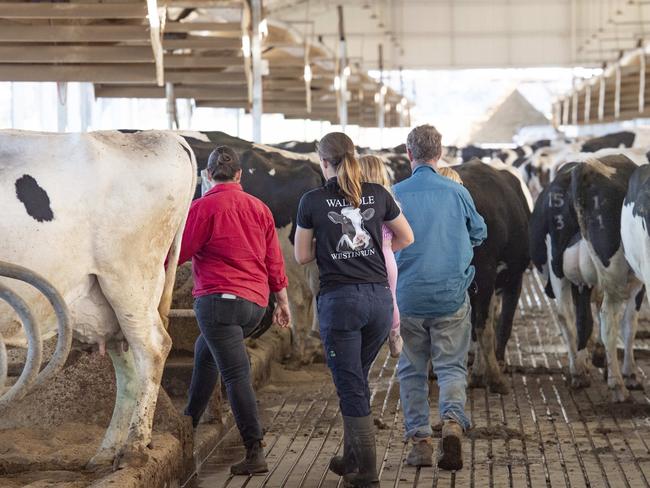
[230,441,268,475]
[438,420,463,471]
[405,436,434,467]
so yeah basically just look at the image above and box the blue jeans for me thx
[318,283,393,418]
[398,295,471,438]
[185,294,266,448]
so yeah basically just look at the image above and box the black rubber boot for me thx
[230,441,268,475]
[342,415,379,488]
[329,426,357,475]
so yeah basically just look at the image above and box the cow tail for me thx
[158,137,198,327]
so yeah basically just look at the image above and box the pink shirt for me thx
[382,225,400,331]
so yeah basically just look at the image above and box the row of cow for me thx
[275,130,650,403]
[1,128,648,471]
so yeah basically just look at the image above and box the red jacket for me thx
[179,183,289,307]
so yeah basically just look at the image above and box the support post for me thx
[146,0,165,87]
[614,63,621,119]
[598,75,605,121]
[640,46,646,113]
[337,5,348,130]
[251,0,263,143]
[56,81,67,132]
[585,84,591,123]
[165,81,177,129]
[377,43,385,133]
[80,82,93,132]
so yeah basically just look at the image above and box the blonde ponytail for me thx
[337,153,363,208]
[318,132,364,208]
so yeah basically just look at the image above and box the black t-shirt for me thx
[296,177,401,291]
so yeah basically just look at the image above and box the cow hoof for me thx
[592,345,606,368]
[115,445,149,470]
[609,385,631,403]
[488,378,510,396]
[570,373,590,390]
[86,449,116,471]
[497,360,507,373]
[468,374,485,389]
[624,374,644,391]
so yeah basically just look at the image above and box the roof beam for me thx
[0,46,153,63]
[164,55,244,68]
[163,37,242,50]
[0,64,156,83]
[0,2,146,19]
[0,25,149,43]
[165,22,241,35]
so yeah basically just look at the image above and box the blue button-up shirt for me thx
[393,165,487,318]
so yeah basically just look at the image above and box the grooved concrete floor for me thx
[190,271,650,488]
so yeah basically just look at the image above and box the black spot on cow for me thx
[461,145,496,163]
[176,131,323,244]
[15,174,54,222]
[635,287,646,311]
[529,163,581,280]
[531,139,552,152]
[570,155,637,267]
[272,140,319,154]
[455,161,531,364]
[625,164,650,235]
[581,131,635,153]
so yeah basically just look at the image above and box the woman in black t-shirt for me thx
[295,132,413,487]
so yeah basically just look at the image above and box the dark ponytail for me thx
[207,146,241,181]
[318,132,363,208]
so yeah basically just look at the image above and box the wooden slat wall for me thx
[553,48,650,127]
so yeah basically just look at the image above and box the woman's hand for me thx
[273,288,292,328]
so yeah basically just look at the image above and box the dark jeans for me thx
[185,294,266,448]
[317,283,393,418]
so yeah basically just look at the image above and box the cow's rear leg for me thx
[87,341,138,470]
[622,289,643,391]
[591,295,606,368]
[495,274,523,370]
[601,294,630,402]
[473,294,509,395]
[572,284,594,389]
[96,275,172,468]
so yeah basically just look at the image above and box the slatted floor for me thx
[188,270,650,488]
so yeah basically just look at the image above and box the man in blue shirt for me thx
[394,125,487,471]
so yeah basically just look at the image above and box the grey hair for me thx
[406,124,442,163]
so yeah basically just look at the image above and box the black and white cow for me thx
[622,164,650,312]
[461,145,497,163]
[168,131,325,361]
[271,140,319,154]
[571,155,644,401]
[328,207,375,252]
[1,130,196,467]
[454,161,531,394]
[581,131,636,153]
[529,163,603,388]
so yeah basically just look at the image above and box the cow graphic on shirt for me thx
[328,206,375,252]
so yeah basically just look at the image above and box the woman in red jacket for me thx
[179,146,291,475]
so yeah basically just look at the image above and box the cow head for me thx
[328,207,375,251]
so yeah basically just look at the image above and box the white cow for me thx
[0,130,196,467]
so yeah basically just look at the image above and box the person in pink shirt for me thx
[359,155,403,358]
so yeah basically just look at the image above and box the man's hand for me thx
[272,288,292,328]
